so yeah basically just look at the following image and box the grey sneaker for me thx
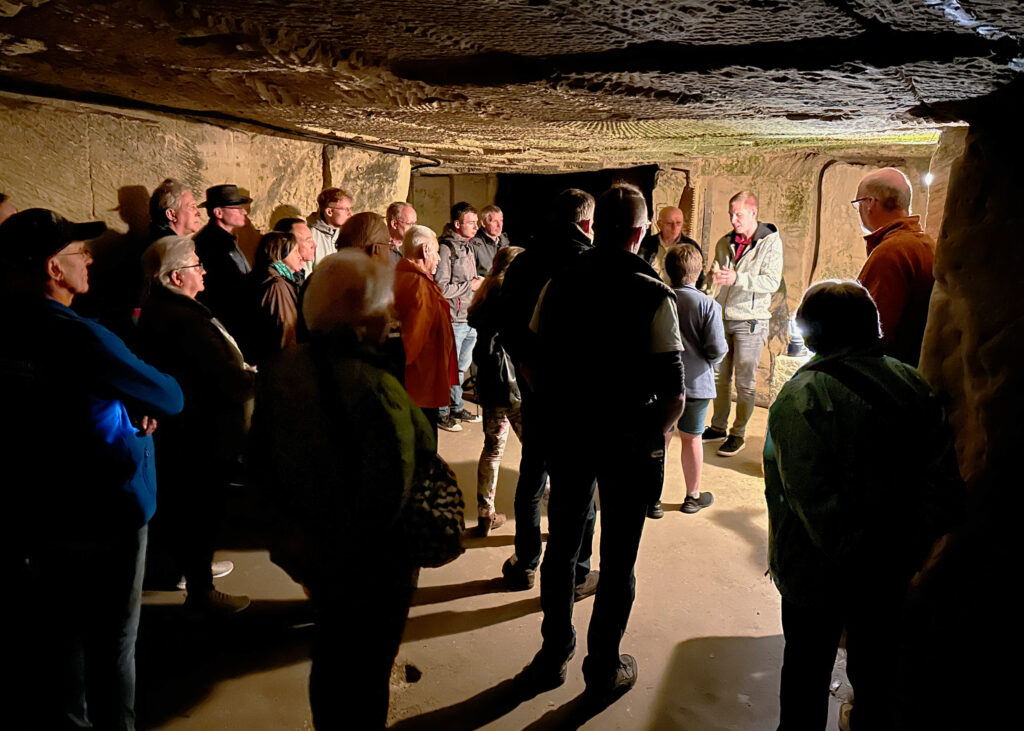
[186,589,251,615]
[438,413,463,432]
[681,492,714,514]
[452,408,481,423]
[716,435,746,457]
[646,501,664,519]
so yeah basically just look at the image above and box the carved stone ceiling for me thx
[1,1,1021,171]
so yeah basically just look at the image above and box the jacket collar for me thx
[396,256,437,284]
[731,221,775,248]
[864,215,922,256]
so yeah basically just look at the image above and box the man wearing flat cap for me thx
[0,209,183,730]
[194,184,253,339]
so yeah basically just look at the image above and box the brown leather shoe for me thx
[477,511,507,536]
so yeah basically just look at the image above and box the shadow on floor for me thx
[136,598,313,729]
[411,578,507,606]
[704,440,765,479]
[404,596,541,642]
[646,635,784,730]
[707,507,770,571]
[390,674,532,730]
[461,530,547,549]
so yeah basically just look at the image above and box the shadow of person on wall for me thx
[268,203,303,230]
[74,184,151,341]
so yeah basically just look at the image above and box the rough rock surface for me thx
[920,125,1021,490]
[0,0,1019,172]
[0,93,406,233]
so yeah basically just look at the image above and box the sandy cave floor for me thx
[137,405,846,730]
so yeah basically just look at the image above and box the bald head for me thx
[856,168,913,232]
[657,206,685,245]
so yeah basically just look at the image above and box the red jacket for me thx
[858,216,935,366]
[393,258,458,407]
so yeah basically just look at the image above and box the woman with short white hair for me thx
[135,235,255,615]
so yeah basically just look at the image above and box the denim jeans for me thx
[441,321,477,416]
[30,526,148,731]
[711,319,768,438]
[513,395,594,580]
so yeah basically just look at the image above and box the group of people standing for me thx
[0,161,959,730]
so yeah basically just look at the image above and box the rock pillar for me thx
[907,121,1022,730]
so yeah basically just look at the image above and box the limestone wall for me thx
[0,92,411,251]
[409,174,500,235]
[651,147,935,406]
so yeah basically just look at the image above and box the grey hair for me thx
[862,168,913,212]
[479,204,502,222]
[143,235,197,290]
[386,201,413,224]
[149,178,188,222]
[303,249,394,336]
[401,224,438,259]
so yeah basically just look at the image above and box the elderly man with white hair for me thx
[148,178,203,242]
[393,224,459,438]
[136,235,255,615]
[252,248,434,729]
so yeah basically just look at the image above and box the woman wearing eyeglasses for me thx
[135,235,256,615]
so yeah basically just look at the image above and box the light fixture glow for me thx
[923,172,934,187]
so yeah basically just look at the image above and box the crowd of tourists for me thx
[0,165,959,730]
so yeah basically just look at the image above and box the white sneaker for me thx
[176,560,236,590]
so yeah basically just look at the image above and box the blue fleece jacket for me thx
[15,297,184,533]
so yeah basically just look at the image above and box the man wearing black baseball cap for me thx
[194,184,253,338]
[0,208,184,730]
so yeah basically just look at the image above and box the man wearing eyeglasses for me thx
[194,184,253,339]
[852,168,936,367]
[307,187,353,273]
[386,201,418,266]
[0,209,183,730]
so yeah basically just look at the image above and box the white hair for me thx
[401,224,438,259]
[303,249,394,336]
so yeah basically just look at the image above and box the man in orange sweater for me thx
[853,168,936,366]
[393,224,459,440]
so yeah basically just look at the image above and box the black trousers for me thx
[539,434,662,675]
[779,584,907,731]
[513,395,595,580]
[310,564,419,730]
